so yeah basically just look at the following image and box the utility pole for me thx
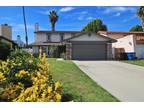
[22,6,28,46]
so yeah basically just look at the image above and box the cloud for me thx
[0,16,12,20]
[38,10,49,15]
[12,23,34,32]
[78,16,84,20]
[86,17,95,20]
[122,15,137,23]
[103,7,136,14]
[59,7,75,12]
[80,11,88,15]
[113,12,121,17]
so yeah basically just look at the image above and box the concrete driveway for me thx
[73,61,144,102]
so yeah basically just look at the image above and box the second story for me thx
[34,23,80,42]
[34,31,80,43]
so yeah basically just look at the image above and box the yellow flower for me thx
[47,86,52,93]
[16,70,29,78]
[54,81,61,90]
[0,72,6,81]
[55,93,61,100]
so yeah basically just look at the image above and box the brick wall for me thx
[107,43,113,60]
[66,43,72,60]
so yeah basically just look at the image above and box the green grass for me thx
[123,60,144,67]
[48,58,119,102]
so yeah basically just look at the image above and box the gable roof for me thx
[34,30,81,34]
[64,32,117,43]
[0,36,17,45]
[98,31,144,36]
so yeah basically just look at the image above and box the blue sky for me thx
[0,6,141,43]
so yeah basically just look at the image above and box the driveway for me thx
[73,61,144,102]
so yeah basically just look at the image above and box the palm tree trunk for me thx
[52,23,55,31]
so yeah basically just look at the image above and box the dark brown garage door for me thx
[72,42,107,60]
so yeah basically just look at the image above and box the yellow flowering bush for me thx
[14,53,62,102]
[0,49,63,102]
[0,72,6,81]
[15,70,30,78]
[0,83,23,101]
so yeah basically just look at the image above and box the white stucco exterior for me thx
[111,34,144,59]
[35,32,73,42]
[112,35,135,52]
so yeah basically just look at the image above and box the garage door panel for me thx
[72,43,106,60]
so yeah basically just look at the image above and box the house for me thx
[0,24,17,48]
[0,24,17,59]
[0,36,17,49]
[98,31,144,59]
[14,35,25,47]
[0,24,12,40]
[31,24,116,60]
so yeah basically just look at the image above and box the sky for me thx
[0,6,141,44]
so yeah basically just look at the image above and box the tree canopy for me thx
[137,6,144,22]
[82,19,107,33]
[129,25,143,32]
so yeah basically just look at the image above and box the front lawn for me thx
[123,60,144,67]
[48,58,119,102]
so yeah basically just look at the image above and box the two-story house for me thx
[31,24,116,60]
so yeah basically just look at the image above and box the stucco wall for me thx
[112,35,135,53]
[32,46,39,54]
[35,33,73,42]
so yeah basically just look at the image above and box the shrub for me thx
[60,52,66,59]
[0,49,63,102]
[0,42,11,60]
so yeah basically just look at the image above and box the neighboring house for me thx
[0,36,17,49]
[14,35,25,47]
[0,24,12,40]
[0,24,17,59]
[31,24,116,60]
[0,24,17,48]
[98,31,144,59]
[0,36,17,60]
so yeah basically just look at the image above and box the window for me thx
[47,34,51,42]
[60,34,64,41]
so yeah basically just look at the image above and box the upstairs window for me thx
[60,34,64,41]
[47,34,51,42]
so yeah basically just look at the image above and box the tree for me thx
[82,19,107,33]
[130,25,143,32]
[49,10,58,31]
[137,6,144,29]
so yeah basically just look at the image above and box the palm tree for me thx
[137,6,144,29]
[22,6,28,46]
[49,10,58,31]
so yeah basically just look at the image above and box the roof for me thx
[98,31,144,35]
[31,41,64,46]
[34,30,81,34]
[64,32,117,43]
[0,36,17,45]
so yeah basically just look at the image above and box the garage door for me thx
[72,42,107,60]
[135,44,144,59]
